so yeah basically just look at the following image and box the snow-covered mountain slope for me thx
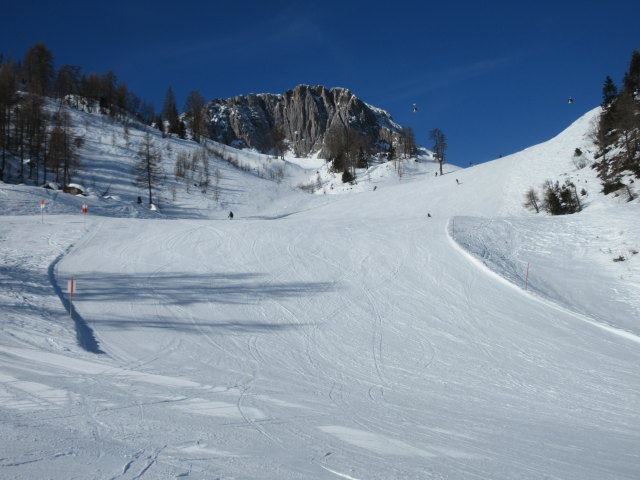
[0,105,639,480]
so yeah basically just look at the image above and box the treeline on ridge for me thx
[592,50,640,192]
[524,49,639,215]
[0,42,207,187]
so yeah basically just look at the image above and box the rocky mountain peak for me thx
[205,85,401,157]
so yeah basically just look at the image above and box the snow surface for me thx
[1,103,639,479]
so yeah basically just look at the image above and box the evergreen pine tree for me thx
[621,49,640,96]
[601,76,618,109]
[184,90,207,143]
[162,86,179,136]
[542,181,563,215]
[22,43,54,96]
[0,61,18,180]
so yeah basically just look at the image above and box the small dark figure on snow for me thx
[427,213,432,218]
[456,178,460,185]
[228,211,234,220]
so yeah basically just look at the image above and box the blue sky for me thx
[2,0,639,166]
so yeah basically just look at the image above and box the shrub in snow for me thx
[523,187,541,213]
[601,179,625,195]
[63,184,85,195]
[541,179,581,215]
[341,169,355,184]
[572,148,588,169]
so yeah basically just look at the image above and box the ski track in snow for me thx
[1,105,640,479]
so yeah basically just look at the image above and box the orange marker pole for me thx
[68,277,75,317]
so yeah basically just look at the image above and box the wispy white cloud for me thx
[116,5,342,73]
[378,55,518,105]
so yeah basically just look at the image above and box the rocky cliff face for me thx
[205,85,401,157]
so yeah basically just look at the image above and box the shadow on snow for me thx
[91,316,311,334]
[67,271,334,306]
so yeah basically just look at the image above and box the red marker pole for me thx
[40,200,45,223]
[82,203,87,225]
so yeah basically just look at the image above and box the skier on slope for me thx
[228,211,234,220]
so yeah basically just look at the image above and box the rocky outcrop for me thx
[205,85,401,157]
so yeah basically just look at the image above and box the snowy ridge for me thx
[449,211,640,342]
[0,104,639,479]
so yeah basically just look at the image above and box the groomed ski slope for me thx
[1,107,639,479]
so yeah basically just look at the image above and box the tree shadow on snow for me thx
[69,271,334,307]
[93,316,310,334]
